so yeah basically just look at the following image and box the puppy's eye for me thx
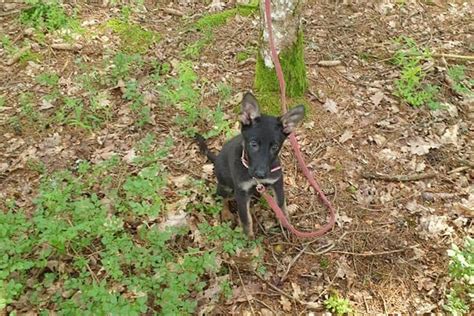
[271,144,279,152]
[249,140,258,148]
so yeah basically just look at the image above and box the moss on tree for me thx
[254,30,308,99]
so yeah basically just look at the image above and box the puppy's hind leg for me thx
[216,183,235,223]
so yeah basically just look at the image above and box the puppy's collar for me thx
[241,148,282,173]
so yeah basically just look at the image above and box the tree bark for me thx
[255,0,308,101]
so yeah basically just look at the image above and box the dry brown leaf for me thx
[170,174,189,188]
[407,137,440,156]
[202,164,214,178]
[291,282,303,300]
[158,209,187,230]
[260,308,274,316]
[419,215,454,237]
[280,295,292,312]
[323,98,338,113]
[228,282,261,304]
[123,148,137,164]
[371,90,385,106]
[335,257,356,287]
[339,130,353,143]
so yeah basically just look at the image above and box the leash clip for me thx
[254,178,266,193]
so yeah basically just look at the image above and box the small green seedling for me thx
[447,65,473,97]
[324,293,353,315]
[20,0,78,31]
[444,237,473,315]
[392,36,441,109]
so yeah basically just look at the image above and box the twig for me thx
[51,43,83,51]
[448,166,470,174]
[253,271,296,302]
[235,266,256,316]
[362,171,436,182]
[432,53,474,61]
[0,10,20,17]
[253,298,277,315]
[280,244,309,283]
[363,295,370,313]
[317,60,342,67]
[379,292,388,314]
[330,245,418,257]
[162,7,184,16]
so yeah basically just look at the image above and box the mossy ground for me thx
[254,30,308,99]
[195,5,258,31]
[106,19,159,54]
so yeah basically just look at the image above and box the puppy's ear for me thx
[280,105,305,134]
[240,92,261,125]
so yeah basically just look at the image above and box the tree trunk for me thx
[255,0,308,101]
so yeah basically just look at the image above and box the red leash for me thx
[261,0,336,238]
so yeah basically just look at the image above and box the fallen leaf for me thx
[371,91,385,106]
[280,295,292,312]
[286,204,298,215]
[39,99,55,110]
[339,130,353,143]
[378,148,398,161]
[407,137,440,156]
[165,196,190,213]
[323,98,338,113]
[336,212,353,227]
[419,215,454,237]
[170,174,189,188]
[440,124,459,145]
[229,283,261,304]
[158,209,188,230]
[123,149,137,164]
[370,134,386,146]
[202,164,214,178]
[260,308,274,316]
[291,282,303,300]
[335,257,356,286]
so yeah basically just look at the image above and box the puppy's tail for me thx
[194,134,216,163]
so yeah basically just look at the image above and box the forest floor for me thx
[0,0,472,315]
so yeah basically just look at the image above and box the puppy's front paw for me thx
[243,224,255,239]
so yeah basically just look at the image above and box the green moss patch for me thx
[255,31,308,98]
[195,5,258,31]
[106,19,159,54]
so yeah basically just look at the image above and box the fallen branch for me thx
[433,53,474,61]
[448,166,470,175]
[402,51,474,61]
[317,60,342,67]
[253,271,321,309]
[235,266,256,316]
[331,245,418,257]
[162,7,184,16]
[279,244,309,283]
[362,171,436,182]
[51,43,83,51]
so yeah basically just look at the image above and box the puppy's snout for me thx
[254,170,267,179]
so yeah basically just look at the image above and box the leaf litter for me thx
[0,0,473,315]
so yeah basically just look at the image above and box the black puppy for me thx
[195,92,305,237]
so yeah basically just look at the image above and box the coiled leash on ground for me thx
[260,0,336,238]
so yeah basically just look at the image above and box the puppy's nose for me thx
[254,170,267,179]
